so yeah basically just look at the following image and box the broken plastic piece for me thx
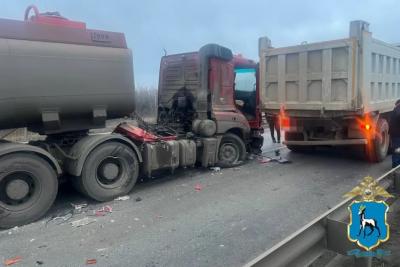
[94,205,113,216]
[195,184,202,191]
[4,256,22,266]
[86,259,97,265]
[114,195,130,201]
[210,167,221,172]
[71,217,96,227]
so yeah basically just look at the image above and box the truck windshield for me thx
[234,68,256,118]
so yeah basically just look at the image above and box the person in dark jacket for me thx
[265,112,281,143]
[389,99,400,167]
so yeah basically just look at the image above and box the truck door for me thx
[234,68,257,120]
[209,58,236,111]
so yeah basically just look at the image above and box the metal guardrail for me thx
[244,165,400,267]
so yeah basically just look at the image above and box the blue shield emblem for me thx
[348,201,389,250]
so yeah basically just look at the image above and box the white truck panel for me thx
[259,21,400,115]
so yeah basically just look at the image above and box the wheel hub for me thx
[6,179,30,200]
[97,157,122,185]
[101,162,119,180]
[220,143,238,163]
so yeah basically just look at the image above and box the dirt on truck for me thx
[259,21,400,162]
[0,6,263,228]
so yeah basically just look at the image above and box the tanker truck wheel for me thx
[366,118,389,162]
[0,153,58,228]
[76,142,139,202]
[217,133,246,168]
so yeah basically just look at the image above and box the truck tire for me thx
[366,118,389,162]
[75,141,139,201]
[0,153,58,228]
[217,133,246,168]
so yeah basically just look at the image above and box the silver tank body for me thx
[0,38,135,134]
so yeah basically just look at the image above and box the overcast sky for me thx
[2,0,400,88]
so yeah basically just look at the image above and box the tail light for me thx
[279,105,290,129]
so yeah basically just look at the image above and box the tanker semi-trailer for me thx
[0,6,262,228]
[259,21,400,162]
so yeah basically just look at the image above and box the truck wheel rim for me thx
[0,172,38,210]
[96,157,127,188]
[219,142,239,164]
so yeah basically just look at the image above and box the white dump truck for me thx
[259,21,400,161]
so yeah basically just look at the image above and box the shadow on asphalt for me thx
[285,145,369,162]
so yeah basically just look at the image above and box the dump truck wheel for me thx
[218,133,246,168]
[77,142,139,201]
[366,118,389,162]
[0,153,58,228]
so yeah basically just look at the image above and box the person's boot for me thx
[272,138,276,143]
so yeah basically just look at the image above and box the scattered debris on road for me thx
[71,217,96,227]
[93,205,113,217]
[4,256,22,266]
[86,259,97,265]
[135,197,142,202]
[258,158,271,164]
[71,202,88,213]
[36,260,44,265]
[257,155,292,165]
[114,195,130,201]
[7,226,19,235]
[47,212,74,226]
[210,167,221,172]
[194,184,203,191]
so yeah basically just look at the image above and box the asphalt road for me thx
[0,135,392,267]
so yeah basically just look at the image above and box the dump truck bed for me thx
[259,21,400,116]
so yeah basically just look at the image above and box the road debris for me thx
[94,205,113,217]
[135,197,142,202]
[194,184,203,191]
[114,195,130,201]
[7,226,19,235]
[4,256,22,266]
[47,213,73,225]
[36,261,43,265]
[258,158,271,164]
[277,158,291,164]
[71,202,88,214]
[210,167,221,172]
[86,259,97,265]
[71,217,96,227]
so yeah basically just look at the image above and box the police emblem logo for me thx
[344,176,394,251]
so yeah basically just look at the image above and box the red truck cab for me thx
[158,44,263,164]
